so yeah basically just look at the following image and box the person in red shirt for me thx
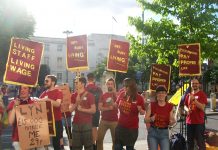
[86,73,103,150]
[97,78,118,150]
[7,86,45,150]
[69,77,96,150]
[184,78,207,150]
[115,78,145,150]
[39,75,63,150]
[145,85,176,150]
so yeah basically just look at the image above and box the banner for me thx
[16,102,50,149]
[178,43,201,76]
[107,39,130,73]
[4,37,43,87]
[58,84,71,112]
[149,64,171,93]
[46,101,56,136]
[66,35,88,71]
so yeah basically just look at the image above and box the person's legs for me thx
[97,120,108,150]
[159,129,170,150]
[126,146,134,150]
[82,124,93,150]
[109,121,118,150]
[187,124,195,150]
[195,124,206,150]
[115,126,123,150]
[52,121,63,150]
[147,127,159,150]
[72,124,83,150]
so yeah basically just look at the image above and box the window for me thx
[44,57,49,65]
[57,44,63,51]
[45,44,50,51]
[57,73,62,81]
[57,57,62,67]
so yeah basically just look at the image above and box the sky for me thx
[17,0,154,38]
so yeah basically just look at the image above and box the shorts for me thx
[92,111,100,127]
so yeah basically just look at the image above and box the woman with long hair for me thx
[114,78,145,150]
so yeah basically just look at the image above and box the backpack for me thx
[87,87,102,110]
[170,133,186,150]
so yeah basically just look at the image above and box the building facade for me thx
[30,34,126,87]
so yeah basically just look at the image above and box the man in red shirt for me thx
[86,73,103,150]
[39,75,63,150]
[7,86,40,150]
[69,77,96,150]
[97,78,118,150]
[184,78,207,150]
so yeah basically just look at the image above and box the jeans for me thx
[187,124,205,150]
[97,120,117,150]
[147,127,169,150]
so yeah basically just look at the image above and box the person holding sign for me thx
[145,85,176,150]
[39,75,63,150]
[114,78,145,150]
[97,78,118,150]
[69,77,96,150]
[7,86,44,150]
[184,78,207,150]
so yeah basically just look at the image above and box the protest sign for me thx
[178,43,201,76]
[16,102,50,149]
[45,101,56,136]
[107,39,130,73]
[67,35,88,71]
[58,84,71,112]
[149,64,171,93]
[4,37,43,87]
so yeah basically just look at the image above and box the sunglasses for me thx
[44,80,49,83]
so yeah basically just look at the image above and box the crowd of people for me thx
[0,74,208,150]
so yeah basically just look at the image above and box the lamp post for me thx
[63,30,73,83]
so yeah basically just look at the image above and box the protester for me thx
[1,84,9,106]
[39,75,63,150]
[97,78,118,150]
[61,111,72,150]
[145,85,176,150]
[184,78,207,150]
[86,73,103,150]
[115,78,145,150]
[7,86,45,150]
[69,77,96,150]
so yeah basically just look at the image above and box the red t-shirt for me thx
[7,98,34,141]
[184,90,207,124]
[116,91,144,129]
[150,102,173,128]
[71,91,95,124]
[40,89,63,121]
[99,92,118,121]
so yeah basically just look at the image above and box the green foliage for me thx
[0,0,35,81]
[128,0,218,78]
[38,64,50,86]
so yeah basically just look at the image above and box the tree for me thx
[128,0,218,79]
[38,64,50,86]
[0,0,35,81]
